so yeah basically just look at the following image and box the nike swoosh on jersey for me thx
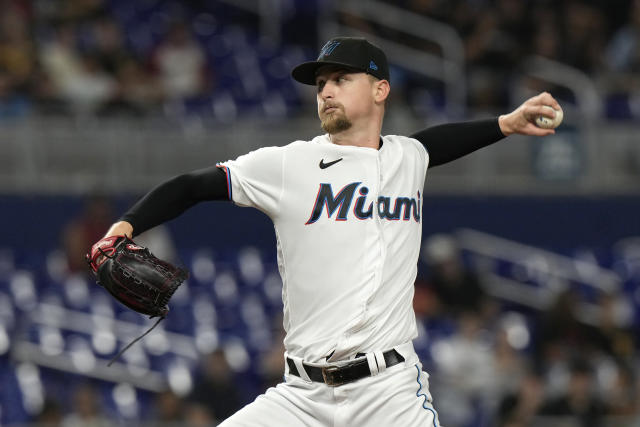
[319,158,343,169]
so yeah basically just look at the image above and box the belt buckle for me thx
[321,365,345,387]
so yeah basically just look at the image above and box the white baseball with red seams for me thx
[216,133,440,426]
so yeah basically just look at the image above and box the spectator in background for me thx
[603,361,638,417]
[111,58,163,115]
[538,358,606,427]
[62,194,114,274]
[91,15,131,75]
[34,398,63,427]
[0,5,34,117]
[153,390,185,424]
[531,21,562,61]
[151,22,209,101]
[590,292,635,361]
[463,0,527,110]
[561,1,606,73]
[430,311,497,426]
[63,52,118,113]
[39,23,83,100]
[534,289,595,369]
[606,0,640,72]
[29,62,69,115]
[494,0,531,50]
[0,6,35,96]
[40,19,119,114]
[184,402,216,427]
[258,314,287,389]
[421,234,489,319]
[464,9,503,108]
[61,383,111,427]
[448,1,484,40]
[492,323,528,399]
[496,372,545,427]
[62,193,178,272]
[87,14,162,116]
[49,0,107,23]
[39,22,116,113]
[189,349,242,422]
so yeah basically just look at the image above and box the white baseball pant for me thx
[219,342,440,427]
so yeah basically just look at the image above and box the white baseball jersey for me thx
[219,134,429,363]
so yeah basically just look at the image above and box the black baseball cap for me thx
[292,37,390,85]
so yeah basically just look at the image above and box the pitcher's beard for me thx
[321,113,352,134]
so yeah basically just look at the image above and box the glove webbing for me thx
[107,316,165,367]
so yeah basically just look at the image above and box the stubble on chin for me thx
[321,112,352,134]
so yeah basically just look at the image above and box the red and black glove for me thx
[86,235,188,318]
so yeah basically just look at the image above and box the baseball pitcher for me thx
[90,37,562,426]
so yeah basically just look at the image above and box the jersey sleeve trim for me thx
[216,164,232,201]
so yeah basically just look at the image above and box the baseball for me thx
[535,105,563,129]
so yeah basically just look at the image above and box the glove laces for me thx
[107,316,165,367]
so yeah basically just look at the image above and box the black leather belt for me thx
[286,349,404,386]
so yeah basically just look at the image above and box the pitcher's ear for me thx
[373,79,390,104]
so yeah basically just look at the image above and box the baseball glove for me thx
[86,235,189,365]
[86,235,188,318]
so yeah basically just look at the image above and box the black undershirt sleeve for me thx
[410,117,505,167]
[121,119,504,235]
[121,166,229,237]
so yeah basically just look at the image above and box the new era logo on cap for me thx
[291,37,390,86]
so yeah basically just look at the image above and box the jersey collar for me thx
[319,134,384,151]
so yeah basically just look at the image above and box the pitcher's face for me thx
[316,67,378,135]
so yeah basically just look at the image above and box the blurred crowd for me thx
[2,0,640,119]
[391,0,638,73]
[376,0,640,111]
[28,326,287,427]
[31,349,249,426]
[2,0,640,425]
[0,0,210,118]
[413,234,638,427]
[23,196,635,427]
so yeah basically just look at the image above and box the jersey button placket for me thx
[372,152,386,295]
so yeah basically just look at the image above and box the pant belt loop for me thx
[366,353,379,376]
[283,353,291,376]
[394,341,416,363]
[374,350,387,374]
[292,358,311,382]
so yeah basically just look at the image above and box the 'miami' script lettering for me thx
[305,182,420,224]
